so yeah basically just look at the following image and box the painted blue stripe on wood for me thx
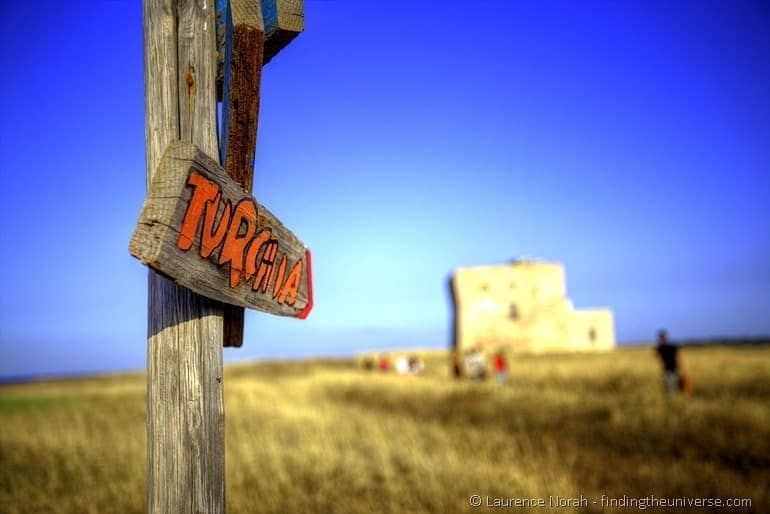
[261,0,279,35]
[215,0,230,89]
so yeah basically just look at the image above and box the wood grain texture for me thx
[142,0,225,512]
[231,0,263,27]
[180,0,239,362]
[216,0,303,97]
[178,0,220,157]
[220,0,263,193]
[218,0,304,68]
[262,0,304,64]
[130,140,313,318]
[143,0,179,186]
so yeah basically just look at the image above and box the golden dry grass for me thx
[1,345,768,513]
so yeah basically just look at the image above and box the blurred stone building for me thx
[449,260,615,354]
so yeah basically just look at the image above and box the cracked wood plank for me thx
[131,139,313,318]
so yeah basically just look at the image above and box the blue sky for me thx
[1,0,768,377]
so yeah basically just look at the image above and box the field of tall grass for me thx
[1,344,768,513]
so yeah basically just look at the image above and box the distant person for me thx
[395,356,409,375]
[493,351,507,388]
[655,329,682,394]
[408,355,424,375]
[467,348,487,381]
[378,355,390,373]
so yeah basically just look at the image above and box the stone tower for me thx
[449,260,615,354]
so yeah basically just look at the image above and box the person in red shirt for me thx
[493,351,507,388]
[378,355,390,373]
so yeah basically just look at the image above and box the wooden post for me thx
[137,1,307,511]
[142,0,225,512]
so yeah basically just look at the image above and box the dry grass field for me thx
[1,344,768,513]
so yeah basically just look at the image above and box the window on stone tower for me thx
[509,303,519,321]
[481,283,489,292]
[589,327,597,343]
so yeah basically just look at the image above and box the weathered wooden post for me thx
[136,1,308,512]
[141,1,225,512]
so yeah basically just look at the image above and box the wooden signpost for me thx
[136,0,307,512]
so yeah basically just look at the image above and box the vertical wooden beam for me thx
[220,0,265,347]
[220,0,264,193]
[143,0,225,512]
[142,0,178,186]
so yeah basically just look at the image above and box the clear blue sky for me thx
[1,0,768,377]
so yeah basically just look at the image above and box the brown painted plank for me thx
[220,0,265,347]
[216,0,304,100]
[221,0,264,194]
[142,0,225,512]
[130,139,313,318]
[222,305,244,347]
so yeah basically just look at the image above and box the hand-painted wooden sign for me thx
[130,140,313,319]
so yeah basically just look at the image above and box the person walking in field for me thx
[466,348,487,381]
[493,351,507,388]
[394,356,409,375]
[655,329,686,394]
[407,355,424,375]
[378,355,390,373]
